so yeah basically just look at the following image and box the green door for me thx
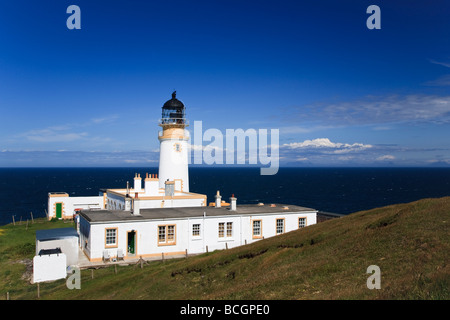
[56,203,62,219]
[128,231,135,255]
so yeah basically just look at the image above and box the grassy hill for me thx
[1,197,449,300]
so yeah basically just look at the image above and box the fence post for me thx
[185,249,188,258]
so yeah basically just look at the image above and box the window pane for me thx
[253,220,261,236]
[192,224,200,236]
[227,222,233,237]
[218,222,224,237]
[276,219,284,234]
[106,229,116,245]
[299,218,306,228]
[168,225,175,242]
[159,226,166,242]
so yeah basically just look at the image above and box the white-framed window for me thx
[192,224,201,237]
[218,222,233,238]
[252,220,262,238]
[105,228,117,247]
[276,218,285,234]
[299,217,307,228]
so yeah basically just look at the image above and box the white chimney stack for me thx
[144,173,159,196]
[215,190,222,208]
[133,199,141,216]
[229,194,237,211]
[134,173,142,193]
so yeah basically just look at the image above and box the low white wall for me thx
[33,253,67,283]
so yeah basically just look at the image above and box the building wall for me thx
[48,195,104,220]
[83,210,317,262]
[33,253,67,283]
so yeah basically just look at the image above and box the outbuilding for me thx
[35,227,79,266]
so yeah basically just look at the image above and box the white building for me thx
[45,91,318,264]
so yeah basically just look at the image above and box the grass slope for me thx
[1,197,449,300]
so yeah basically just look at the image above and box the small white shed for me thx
[35,228,79,266]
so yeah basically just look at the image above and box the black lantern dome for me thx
[160,91,186,126]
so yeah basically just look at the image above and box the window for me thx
[192,224,201,237]
[253,220,262,238]
[218,222,225,238]
[105,228,117,247]
[158,225,176,245]
[276,219,284,234]
[227,222,233,237]
[219,222,233,238]
[167,225,175,242]
[299,217,306,228]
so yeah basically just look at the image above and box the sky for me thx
[0,0,449,167]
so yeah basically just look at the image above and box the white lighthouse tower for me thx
[158,91,190,192]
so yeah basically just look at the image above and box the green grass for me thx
[1,197,449,300]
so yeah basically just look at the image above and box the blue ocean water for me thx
[0,167,449,226]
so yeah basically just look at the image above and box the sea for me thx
[1,167,450,226]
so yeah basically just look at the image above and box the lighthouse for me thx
[158,91,190,192]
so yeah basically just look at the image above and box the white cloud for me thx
[283,138,372,153]
[23,128,88,142]
[376,155,395,161]
[429,59,450,68]
[424,74,450,87]
[292,94,450,125]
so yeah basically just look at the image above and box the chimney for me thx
[125,196,132,211]
[215,190,222,208]
[229,194,237,211]
[132,199,141,216]
[134,173,142,193]
[144,173,159,196]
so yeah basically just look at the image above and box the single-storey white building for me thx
[78,200,317,262]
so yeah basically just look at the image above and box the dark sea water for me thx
[1,167,449,226]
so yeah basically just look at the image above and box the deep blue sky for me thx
[0,0,449,167]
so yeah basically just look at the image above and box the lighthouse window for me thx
[276,219,285,234]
